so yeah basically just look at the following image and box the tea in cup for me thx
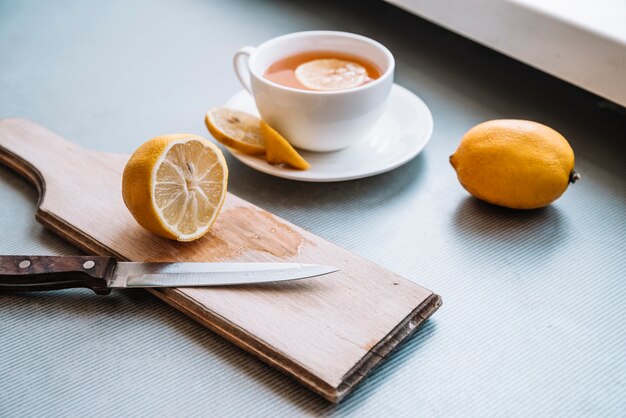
[264,50,382,91]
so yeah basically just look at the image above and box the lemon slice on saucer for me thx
[205,108,266,155]
[122,134,228,241]
[295,58,369,91]
[261,121,310,170]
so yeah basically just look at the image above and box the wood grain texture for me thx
[0,118,441,402]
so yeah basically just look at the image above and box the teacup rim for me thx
[248,30,395,95]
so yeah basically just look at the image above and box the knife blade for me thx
[0,255,338,295]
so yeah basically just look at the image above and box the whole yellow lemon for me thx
[450,120,580,209]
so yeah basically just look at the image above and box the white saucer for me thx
[223,84,433,182]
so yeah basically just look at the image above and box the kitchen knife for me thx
[0,255,338,295]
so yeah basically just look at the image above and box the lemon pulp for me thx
[205,108,265,155]
[154,140,226,237]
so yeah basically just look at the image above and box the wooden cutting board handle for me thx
[0,118,96,192]
[0,118,441,403]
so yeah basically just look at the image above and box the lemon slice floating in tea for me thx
[295,58,370,91]
[122,134,228,241]
[205,108,266,155]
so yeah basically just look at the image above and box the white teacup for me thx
[233,31,395,152]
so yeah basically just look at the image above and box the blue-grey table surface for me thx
[1,0,624,416]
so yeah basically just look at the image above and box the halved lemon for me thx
[261,121,310,170]
[122,134,228,241]
[205,108,266,155]
[295,58,369,91]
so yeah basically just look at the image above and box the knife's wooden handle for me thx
[0,256,117,294]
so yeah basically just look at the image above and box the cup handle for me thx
[233,46,256,94]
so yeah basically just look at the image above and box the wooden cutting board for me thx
[0,118,441,403]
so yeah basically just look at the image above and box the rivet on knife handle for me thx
[0,255,117,295]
